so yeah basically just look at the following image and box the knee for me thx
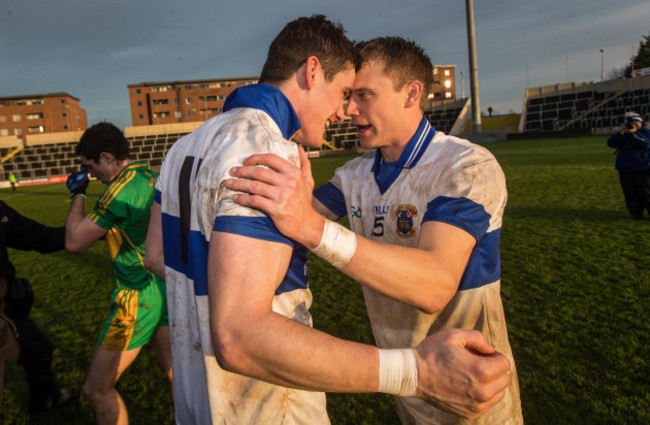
[82,378,108,405]
[82,380,96,403]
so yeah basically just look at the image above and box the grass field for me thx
[0,136,648,424]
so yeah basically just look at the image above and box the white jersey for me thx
[156,83,328,425]
[314,118,523,425]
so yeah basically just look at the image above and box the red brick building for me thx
[430,65,457,100]
[127,77,259,126]
[127,66,455,127]
[0,93,87,142]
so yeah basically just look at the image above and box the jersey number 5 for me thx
[372,216,384,237]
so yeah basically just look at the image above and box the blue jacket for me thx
[607,126,650,172]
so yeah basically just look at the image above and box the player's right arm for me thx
[208,229,511,417]
[208,229,376,392]
[226,148,472,314]
[64,196,107,253]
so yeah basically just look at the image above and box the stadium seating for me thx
[521,76,650,132]
[1,100,472,181]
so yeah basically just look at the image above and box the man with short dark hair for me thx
[65,122,172,425]
[227,36,523,424]
[147,17,512,425]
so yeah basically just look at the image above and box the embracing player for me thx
[227,36,524,424]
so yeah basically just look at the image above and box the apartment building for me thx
[127,76,259,126]
[0,93,87,142]
[430,65,457,100]
[129,65,456,127]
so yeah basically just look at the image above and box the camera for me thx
[624,117,638,130]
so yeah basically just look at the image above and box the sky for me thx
[1,0,649,131]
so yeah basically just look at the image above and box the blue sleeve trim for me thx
[423,196,491,241]
[162,212,306,297]
[313,182,347,218]
[155,190,161,204]
[161,213,209,295]
[213,216,293,247]
[459,229,501,291]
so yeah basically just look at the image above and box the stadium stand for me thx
[424,97,471,135]
[520,75,650,133]
[1,101,475,183]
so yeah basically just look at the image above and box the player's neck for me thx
[108,159,133,183]
[379,113,423,162]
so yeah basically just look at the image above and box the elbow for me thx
[417,299,447,315]
[417,280,457,315]
[211,324,248,375]
[65,240,84,254]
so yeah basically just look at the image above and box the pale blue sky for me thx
[1,0,648,130]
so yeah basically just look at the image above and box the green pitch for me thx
[0,136,648,424]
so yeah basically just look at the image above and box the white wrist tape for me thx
[311,219,357,269]
[377,348,418,397]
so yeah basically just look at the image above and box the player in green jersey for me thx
[65,122,172,425]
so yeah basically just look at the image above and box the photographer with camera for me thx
[0,200,79,412]
[607,112,650,219]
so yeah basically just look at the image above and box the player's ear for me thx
[100,152,115,163]
[404,80,424,108]
[304,56,321,90]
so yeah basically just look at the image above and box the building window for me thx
[138,113,144,120]
[187,110,195,117]
[12,115,21,122]
[445,92,452,98]
[63,125,69,130]
[199,84,209,89]
[152,86,172,93]
[444,70,450,76]
[60,99,66,104]
[444,80,452,88]
[174,111,182,118]
[62,113,67,118]
[153,99,169,105]
[28,126,44,133]
[136,89,141,94]
[0,115,6,123]
[15,128,22,136]
[173,98,180,106]
[186,97,193,104]
[26,113,43,120]
[137,101,142,107]
[153,112,170,118]
[185,85,193,90]
[0,129,8,137]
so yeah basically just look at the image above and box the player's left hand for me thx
[226,146,324,248]
[66,165,90,199]
[414,329,511,418]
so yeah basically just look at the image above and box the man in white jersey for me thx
[227,37,523,424]
[146,19,512,424]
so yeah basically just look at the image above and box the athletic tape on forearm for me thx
[311,219,357,269]
[377,348,418,396]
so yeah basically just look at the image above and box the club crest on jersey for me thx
[396,204,418,238]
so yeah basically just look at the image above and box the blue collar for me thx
[223,83,301,140]
[372,116,436,194]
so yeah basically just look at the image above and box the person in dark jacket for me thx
[607,112,650,219]
[0,200,79,412]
